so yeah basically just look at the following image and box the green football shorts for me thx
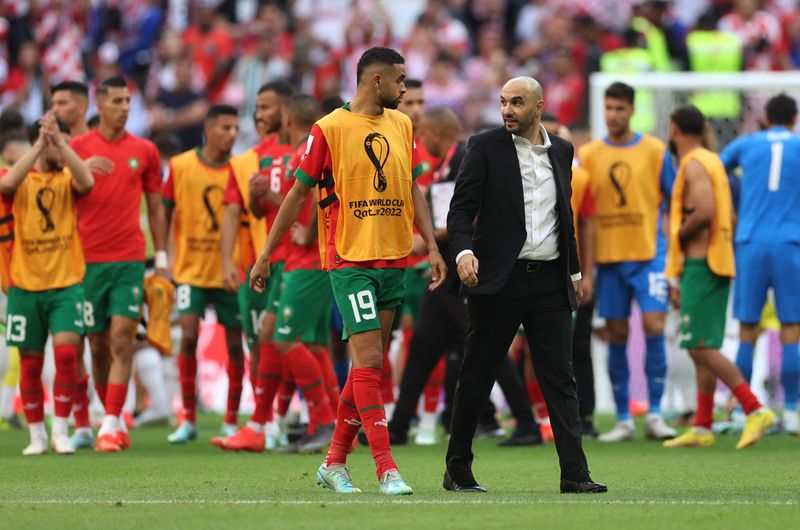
[83,261,144,333]
[329,267,405,339]
[6,284,85,350]
[679,258,730,350]
[273,269,332,345]
[176,284,242,329]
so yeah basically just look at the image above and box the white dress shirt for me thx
[456,124,582,282]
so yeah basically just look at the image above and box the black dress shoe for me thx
[498,430,543,447]
[560,479,608,494]
[388,428,408,446]
[581,419,599,439]
[443,471,487,493]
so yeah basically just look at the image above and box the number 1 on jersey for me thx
[769,142,783,192]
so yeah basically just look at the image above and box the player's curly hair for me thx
[765,94,797,127]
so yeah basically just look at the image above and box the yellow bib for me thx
[230,149,267,264]
[171,149,230,288]
[10,169,85,291]
[579,135,666,263]
[571,165,590,243]
[666,147,734,278]
[317,107,415,263]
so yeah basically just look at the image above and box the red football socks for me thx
[95,383,107,407]
[380,342,394,404]
[526,379,550,422]
[53,344,78,418]
[225,359,245,425]
[732,383,761,415]
[351,367,397,478]
[104,383,128,417]
[325,376,360,467]
[423,357,446,413]
[313,348,340,416]
[178,355,197,423]
[285,344,334,425]
[20,356,45,424]
[277,378,296,418]
[694,392,714,429]
[250,343,284,425]
[73,375,91,428]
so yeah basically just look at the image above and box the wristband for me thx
[155,251,168,269]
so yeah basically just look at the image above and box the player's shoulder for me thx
[577,137,605,158]
[640,133,666,151]
[466,126,507,149]
[169,148,199,170]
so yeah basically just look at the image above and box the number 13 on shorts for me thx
[347,290,377,323]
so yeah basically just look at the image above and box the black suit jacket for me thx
[446,126,580,309]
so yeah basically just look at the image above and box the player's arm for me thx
[150,156,171,276]
[291,188,319,246]
[248,174,284,218]
[0,129,45,194]
[411,180,447,291]
[221,170,245,284]
[678,159,714,245]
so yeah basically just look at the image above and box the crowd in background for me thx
[2,0,800,155]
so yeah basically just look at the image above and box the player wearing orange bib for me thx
[164,105,245,444]
[250,48,446,495]
[70,76,168,453]
[218,95,341,454]
[662,106,775,449]
[220,81,295,450]
[577,82,677,442]
[0,113,94,455]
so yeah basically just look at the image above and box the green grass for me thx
[0,414,797,529]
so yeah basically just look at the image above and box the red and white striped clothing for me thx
[719,10,783,70]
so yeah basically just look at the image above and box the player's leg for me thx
[733,241,769,383]
[167,284,205,444]
[7,286,49,454]
[212,289,245,435]
[665,360,717,448]
[634,254,673,440]
[47,284,86,454]
[83,261,112,411]
[596,263,635,441]
[773,240,800,433]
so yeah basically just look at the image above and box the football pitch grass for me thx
[1,414,798,530]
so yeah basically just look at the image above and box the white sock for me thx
[118,414,129,433]
[52,417,69,436]
[692,426,712,435]
[646,413,663,421]
[265,420,280,437]
[75,427,93,437]
[28,421,47,440]
[384,402,396,421]
[135,347,169,416]
[0,384,15,418]
[419,411,437,432]
[98,414,119,436]
[247,421,264,433]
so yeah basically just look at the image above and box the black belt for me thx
[515,259,560,273]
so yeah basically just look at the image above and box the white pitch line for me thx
[4,499,798,507]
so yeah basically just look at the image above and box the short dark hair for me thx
[0,130,29,152]
[670,105,705,135]
[321,96,345,115]
[151,133,183,159]
[96,75,128,97]
[605,82,635,106]
[285,94,320,128]
[51,80,89,99]
[258,79,294,98]
[356,47,405,85]
[765,93,798,127]
[404,79,422,90]
[28,118,70,144]
[0,106,26,134]
[206,104,239,121]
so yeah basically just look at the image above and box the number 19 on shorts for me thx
[347,290,376,323]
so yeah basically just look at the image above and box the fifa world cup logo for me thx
[36,187,56,233]
[608,162,631,208]
[202,185,224,232]
[364,132,390,192]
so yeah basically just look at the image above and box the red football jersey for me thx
[71,130,161,263]
[255,137,294,263]
[284,142,320,272]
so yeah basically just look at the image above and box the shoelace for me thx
[330,466,353,484]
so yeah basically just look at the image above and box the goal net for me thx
[588,71,800,149]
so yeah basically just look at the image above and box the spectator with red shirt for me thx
[719,0,783,70]
[182,2,235,103]
[544,48,586,127]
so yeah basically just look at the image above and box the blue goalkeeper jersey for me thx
[721,126,800,244]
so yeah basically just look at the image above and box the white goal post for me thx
[589,71,800,145]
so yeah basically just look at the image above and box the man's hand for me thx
[223,260,240,293]
[290,223,311,246]
[86,156,114,176]
[249,172,270,198]
[428,249,447,291]
[249,255,271,293]
[457,253,479,288]
[573,279,584,307]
